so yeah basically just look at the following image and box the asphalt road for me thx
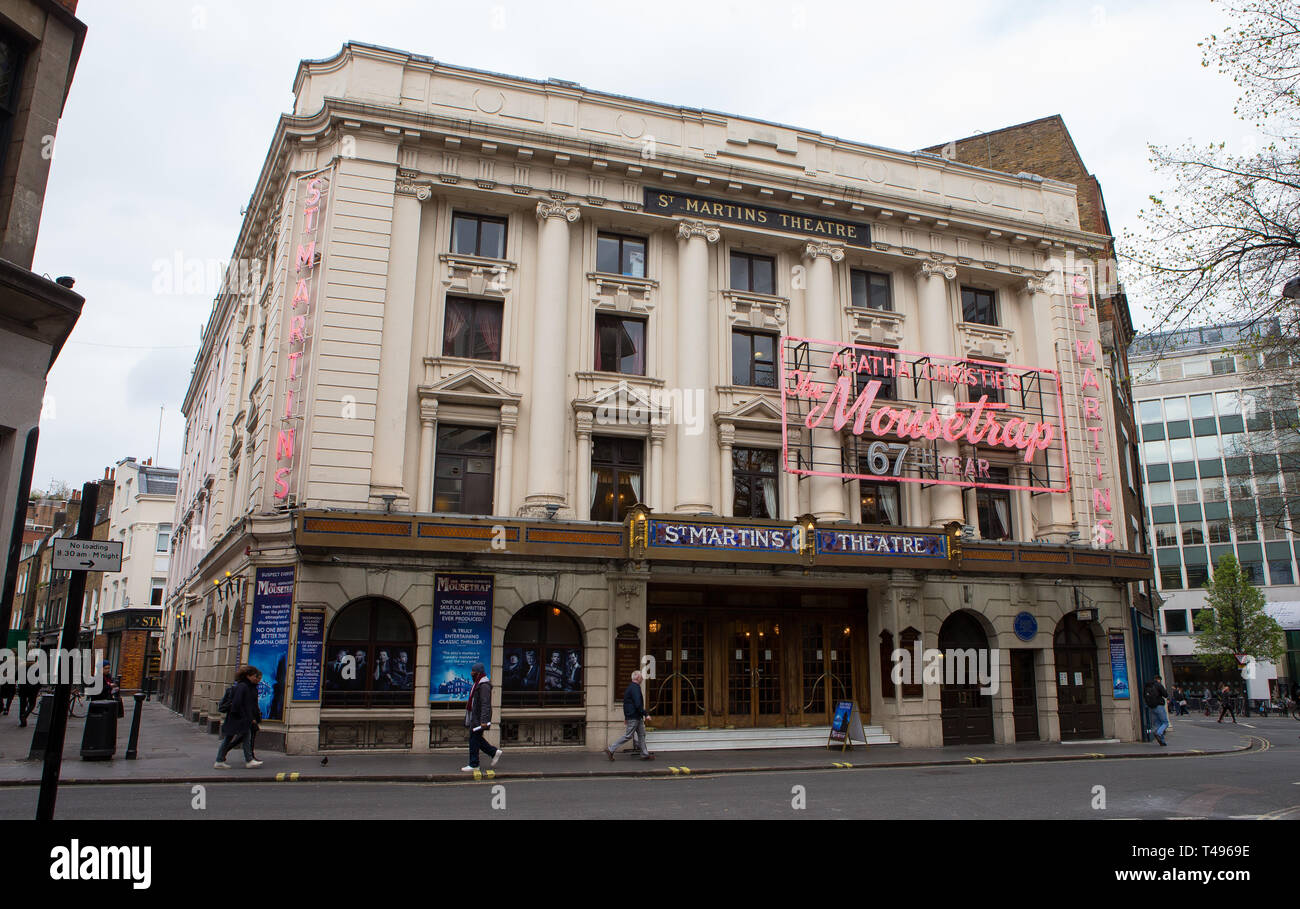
[3,727,1297,820]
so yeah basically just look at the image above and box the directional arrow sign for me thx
[52,539,123,573]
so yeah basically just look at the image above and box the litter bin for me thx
[80,699,119,760]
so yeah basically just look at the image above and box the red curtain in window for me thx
[478,310,501,359]
[444,299,468,351]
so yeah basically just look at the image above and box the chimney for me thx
[103,466,110,480]
[71,490,81,502]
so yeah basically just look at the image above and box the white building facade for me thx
[162,43,1152,753]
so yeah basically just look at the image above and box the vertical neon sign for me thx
[1069,274,1114,546]
[274,172,329,501]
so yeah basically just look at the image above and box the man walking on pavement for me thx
[462,662,503,772]
[1144,673,1170,746]
[1217,682,1237,723]
[606,670,654,761]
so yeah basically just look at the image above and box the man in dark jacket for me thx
[605,670,653,761]
[215,667,263,768]
[462,662,502,771]
[1144,674,1169,746]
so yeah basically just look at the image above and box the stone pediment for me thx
[420,367,521,407]
[573,379,667,422]
[716,393,784,429]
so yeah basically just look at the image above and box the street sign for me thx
[52,539,123,573]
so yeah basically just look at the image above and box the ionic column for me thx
[804,241,847,521]
[575,411,594,521]
[522,199,580,515]
[915,259,964,526]
[718,422,735,516]
[649,424,666,512]
[674,220,719,513]
[1021,277,1073,539]
[497,404,518,517]
[416,397,437,512]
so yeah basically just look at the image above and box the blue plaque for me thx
[1013,611,1038,642]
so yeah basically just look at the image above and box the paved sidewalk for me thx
[0,700,1268,786]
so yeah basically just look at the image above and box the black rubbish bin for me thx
[80,699,118,760]
[26,694,57,759]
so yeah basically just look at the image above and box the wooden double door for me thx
[647,601,865,729]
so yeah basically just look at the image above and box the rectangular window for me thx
[433,425,496,515]
[594,313,646,375]
[852,349,898,400]
[968,362,1005,404]
[1142,440,1168,464]
[729,252,776,295]
[1206,519,1232,543]
[1174,479,1200,504]
[1210,356,1236,375]
[860,480,902,525]
[1168,438,1195,462]
[1216,390,1242,416]
[1186,565,1210,588]
[1189,394,1215,419]
[442,297,503,361]
[1163,610,1189,633]
[1158,362,1184,381]
[596,233,646,278]
[731,330,777,388]
[1181,523,1205,545]
[1159,565,1183,590]
[1269,559,1295,585]
[1239,560,1265,586]
[1164,398,1189,421]
[156,524,172,553]
[1194,435,1221,459]
[150,579,165,607]
[450,212,507,259]
[591,436,644,522]
[960,287,997,326]
[1234,517,1259,541]
[976,468,1013,540]
[1154,523,1178,547]
[1138,400,1163,423]
[732,448,779,519]
[1201,478,1226,502]
[850,270,892,310]
[1147,482,1172,506]
[1182,358,1211,378]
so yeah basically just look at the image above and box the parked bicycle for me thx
[30,684,86,720]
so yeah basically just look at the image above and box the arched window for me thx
[502,602,584,707]
[324,598,416,708]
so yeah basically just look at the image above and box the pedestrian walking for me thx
[605,669,654,761]
[16,655,40,727]
[1144,673,1169,746]
[462,662,502,772]
[0,678,14,715]
[1216,682,1236,723]
[1176,688,1189,716]
[214,665,264,769]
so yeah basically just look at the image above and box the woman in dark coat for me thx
[214,665,263,768]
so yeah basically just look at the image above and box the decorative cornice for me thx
[396,176,432,201]
[1024,275,1050,295]
[536,199,580,222]
[802,241,845,263]
[676,220,721,243]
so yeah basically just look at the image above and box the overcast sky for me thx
[29,0,1255,490]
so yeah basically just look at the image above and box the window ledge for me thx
[587,272,658,289]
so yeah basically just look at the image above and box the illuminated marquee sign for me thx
[649,519,798,553]
[815,529,948,558]
[274,171,330,501]
[644,189,871,247]
[781,336,1071,493]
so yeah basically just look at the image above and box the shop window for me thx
[591,436,643,522]
[442,296,502,361]
[976,468,1013,540]
[502,602,584,708]
[730,251,776,295]
[733,447,779,519]
[596,233,646,277]
[323,598,417,708]
[850,269,892,310]
[594,313,646,375]
[960,286,997,326]
[451,212,507,259]
[434,425,495,515]
[860,480,902,525]
[731,329,777,388]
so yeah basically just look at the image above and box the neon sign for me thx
[781,336,1070,493]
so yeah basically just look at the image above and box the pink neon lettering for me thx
[1084,397,1101,420]
[290,315,306,343]
[1075,339,1096,363]
[273,467,291,499]
[284,388,294,420]
[303,205,319,232]
[288,351,303,380]
[1087,426,1102,449]
[293,279,310,306]
[1082,368,1100,392]
[1073,302,1088,324]
[276,429,294,461]
[1093,488,1111,513]
[1095,456,1103,480]
[296,241,316,271]
[1095,518,1114,545]
[305,177,322,205]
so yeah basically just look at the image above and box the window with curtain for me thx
[594,313,646,375]
[442,297,503,360]
[732,447,779,518]
[976,467,1012,540]
[433,425,496,515]
[590,436,643,521]
[859,480,901,525]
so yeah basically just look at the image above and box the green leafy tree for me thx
[1192,554,1286,671]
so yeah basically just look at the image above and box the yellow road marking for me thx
[965,756,986,764]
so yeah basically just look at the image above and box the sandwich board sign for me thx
[828,700,866,751]
[52,539,123,573]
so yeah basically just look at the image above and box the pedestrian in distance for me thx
[462,662,502,772]
[605,670,654,761]
[90,661,116,700]
[1216,682,1236,724]
[214,665,264,769]
[1144,673,1169,746]
[0,677,14,715]
[16,655,40,727]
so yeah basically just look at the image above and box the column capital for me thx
[915,256,956,281]
[676,219,721,243]
[395,173,433,201]
[536,199,581,223]
[649,423,668,442]
[418,393,439,424]
[499,403,519,430]
[716,421,736,447]
[801,241,845,263]
[575,410,594,436]
[1023,274,1051,295]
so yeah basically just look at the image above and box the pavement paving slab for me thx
[0,700,1269,787]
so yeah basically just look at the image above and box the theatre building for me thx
[161,43,1152,753]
